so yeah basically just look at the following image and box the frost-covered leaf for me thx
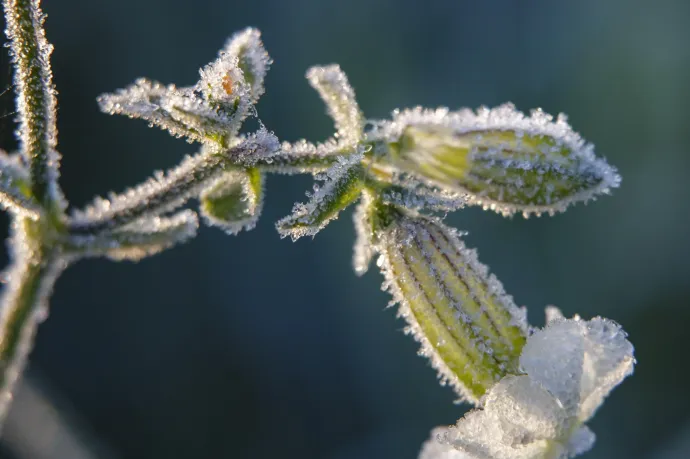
[64,210,199,262]
[98,77,246,144]
[99,29,271,145]
[70,129,279,234]
[307,65,363,145]
[0,150,41,218]
[276,155,364,241]
[200,167,263,235]
[371,205,527,402]
[222,28,271,105]
[368,104,620,217]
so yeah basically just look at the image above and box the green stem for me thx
[0,220,62,422]
[3,0,59,205]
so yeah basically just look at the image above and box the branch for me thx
[69,130,278,235]
[3,0,60,205]
[0,219,64,425]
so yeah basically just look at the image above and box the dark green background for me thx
[0,0,689,458]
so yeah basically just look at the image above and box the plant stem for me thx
[0,220,63,424]
[68,138,277,235]
[3,0,59,206]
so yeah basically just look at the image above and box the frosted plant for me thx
[0,0,634,457]
[279,65,634,457]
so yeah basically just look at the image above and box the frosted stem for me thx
[0,221,63,425]
[68,135,277,235]
[3,0,59,205]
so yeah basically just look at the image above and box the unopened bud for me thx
[370,202,527,401]
[373,104,620,217]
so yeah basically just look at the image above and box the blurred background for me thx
[0,0,689,458]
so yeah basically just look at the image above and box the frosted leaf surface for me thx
[221,28,271,105]
[367,104,620,217]
[200,167,263,235]
[99,29,271,145]
[520,313,635,421]
[65,210,199,262]
[276,154,364,241]
[306,65,363,145]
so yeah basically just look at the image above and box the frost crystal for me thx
[200,168,264,235]
[366,104,621,217]
[371,206,527,402]
[423,310,634,459]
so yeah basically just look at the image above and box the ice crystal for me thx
[65,210,199,262]
[421,310,634,459]
[200,168,264,235]
[370,205,527,402]
[366,104,620,217]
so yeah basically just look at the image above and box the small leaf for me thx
[306,65,363,145]
[200,167,264,235]
[370,203,527,401]
[277,156,364,241]
[223,28,271,104]
[369,104,621,217]
[64,210,199,262]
